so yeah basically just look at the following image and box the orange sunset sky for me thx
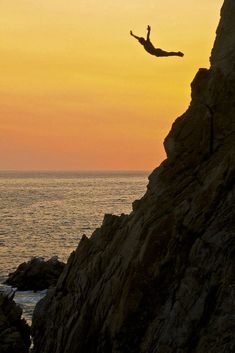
[0,0,222,171]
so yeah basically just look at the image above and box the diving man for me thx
[130,25,184,58]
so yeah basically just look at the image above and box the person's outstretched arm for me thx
[130,31,141,40]
[146,25,151,41]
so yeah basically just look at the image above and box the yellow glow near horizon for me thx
[0,0,222,170]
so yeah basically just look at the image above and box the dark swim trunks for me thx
[154,48,168,57]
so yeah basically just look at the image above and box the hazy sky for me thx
[0,0,222,170]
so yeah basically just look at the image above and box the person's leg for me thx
[166,51,184,57]
[154,48,184,57]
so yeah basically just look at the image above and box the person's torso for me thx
[143,40,155,53]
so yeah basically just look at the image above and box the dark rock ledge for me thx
[0,289,30,353]
[4,256,65,291]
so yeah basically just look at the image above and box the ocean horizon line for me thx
[0,169,149,173]
[0,170,150,178]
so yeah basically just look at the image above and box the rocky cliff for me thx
[0,292,30,353]
[32,1,235,352]
[5,256,65,291]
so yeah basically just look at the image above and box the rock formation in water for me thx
[4,256,65,291]
[32,1,235,352]
[0,291,30,353]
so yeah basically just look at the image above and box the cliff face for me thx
[32,1,235,352]
[210,0,235,74]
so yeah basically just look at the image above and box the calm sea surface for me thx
[0,171,148,322]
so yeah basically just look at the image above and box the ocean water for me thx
[0,171,148,322]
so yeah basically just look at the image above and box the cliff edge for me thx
[32,1,235,352]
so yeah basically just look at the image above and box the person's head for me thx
[138,37,146,45]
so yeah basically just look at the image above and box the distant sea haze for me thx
[0,171,148,281]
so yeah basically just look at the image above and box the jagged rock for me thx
[31,1,235,352]
[0,291,30,353]
[210,0,235,74]
[5,256,65,291]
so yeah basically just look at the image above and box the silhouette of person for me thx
[130,25,184,58]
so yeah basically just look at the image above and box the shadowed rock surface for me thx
[32,1,235,352]
[0,291,30,353]
[5,256,65,291]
